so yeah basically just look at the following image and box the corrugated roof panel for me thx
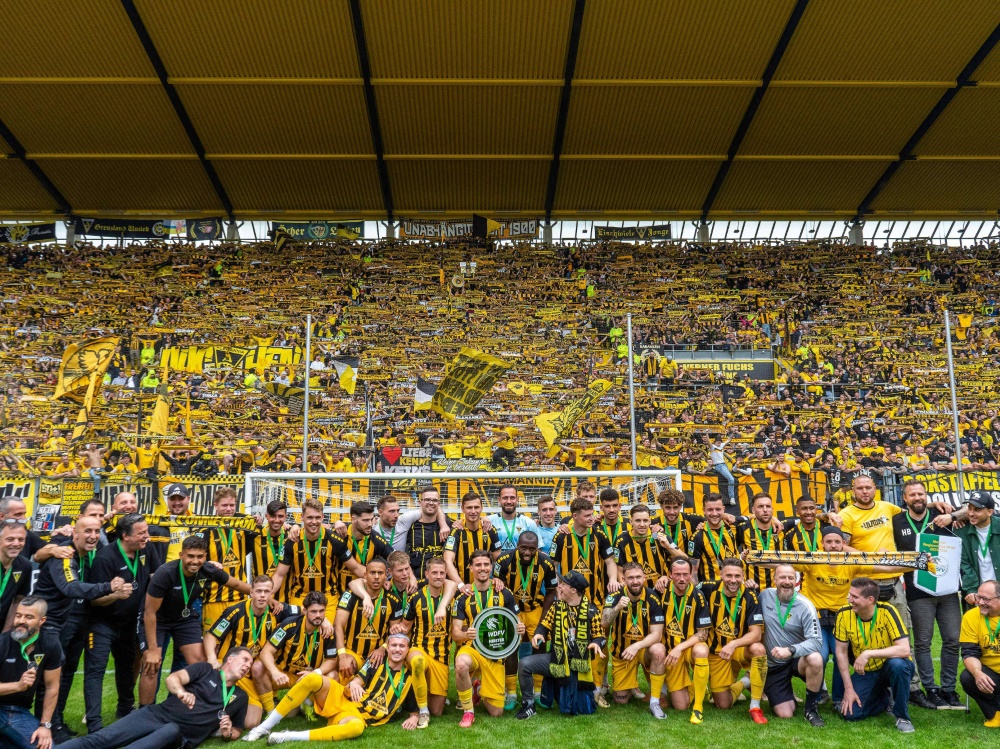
[714,160,891,212]
[776,0,1000,81]
[575,0,796,80]
[743,85,948,155]
[135,0,360,78]
[0,0,153,78]
[872,160,1000,212]
[390,159,548,212]
[38,158,222,212]
[378,84,559,154]
[563,85,754,155]
[177,83,372,155]
[215,159,383,212]
[915,87,1000,155]
[974,45,1000,81]
[554,159,721,212]
[0,161,60,213]
[365,0,573,79]
[0,83,192,155]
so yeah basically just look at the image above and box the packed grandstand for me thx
[1,235,997,513]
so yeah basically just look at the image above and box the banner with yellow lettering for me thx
[53,337,120,399]
[535,379,613,448]
[431,348,511,419]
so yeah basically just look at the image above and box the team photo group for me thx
[1,470,999,748]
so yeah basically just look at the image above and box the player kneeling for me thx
[243,632,419,744]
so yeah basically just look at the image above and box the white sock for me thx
[649,696,659,706]
[419,708,430,715]
[282,730,312,742]
[741,675,751,690]
[259,710,283,732]
[750,698,761,710]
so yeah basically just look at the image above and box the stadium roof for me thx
[3,0,1000,223]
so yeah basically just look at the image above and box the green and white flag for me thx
[913,534,961,596]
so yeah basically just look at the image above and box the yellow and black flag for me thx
[331,356,359,395]
[263,382,306,416]
[472,214,502,239]
[431,347,510,419]
[273,229,291,253]
[535,378,613,449]
[414,376,437,412]
[53,336,120,400]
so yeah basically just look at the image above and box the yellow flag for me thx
[331,357,359,395]
[487,218,502,235]
[71,372,101,442]
[535,379,613,448]
[958,313,973,328]
[149,394,170,436]
[53,336,120,400]
[431,348,510,419]
[71,407,88,441]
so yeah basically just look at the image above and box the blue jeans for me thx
[713,463,736,502]
[818,623,844,701]
[0,705,39,749]
[842,657,913,722]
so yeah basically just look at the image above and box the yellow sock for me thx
[750,656,767,703]
[533,674,543,695]
[260,691,275,713]
[729,681,744,701]
[592,656,607,687]
[308,718,365,741]
[411,655,428,710]
[693,658,709,712]
[649,672,665,703]
[276,672,323,717]
[505,674,518,696]
[457,687,474,712]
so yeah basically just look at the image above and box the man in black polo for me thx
[0,597,62,749]
[0,519,33,628]
[59,646,254,749]
[32,514,130,742]
[139,534,251,706]
[83,512,152,733]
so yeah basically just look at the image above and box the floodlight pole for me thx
[303,314,311,467]
[627,313,637,469]
[943,311,966,506]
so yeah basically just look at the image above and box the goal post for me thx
[244,469,683,521]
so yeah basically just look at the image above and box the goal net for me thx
[244,469,683,521]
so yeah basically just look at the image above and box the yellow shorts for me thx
[708,647,750,693]
[410,647,449,697]
[611,651,647,692]
[238,675,261,708]
[202,602,231,633]
[518,606,543,642]
[664,650,693,694]
[315,678,365,724]
[457,645,505,708]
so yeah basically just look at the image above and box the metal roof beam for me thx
[348,0,394,222]
[118,0,234,221]
[851,21,1000,223]
[699,0,811,223]
[544,0,587,222]
[0,120,72,215]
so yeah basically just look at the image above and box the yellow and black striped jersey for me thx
[402,584,452,663]
[734,518,783,589]
[781,519,822,553]
[452,587,520,662]
[406,520,444,578]
[687,523,738,583]
[444,526,501,584]
[833,602,908,672]
[249,530,292,601]
[281,531,352,602]
[700,581,764,652]
[337,526,393,593]
[651,511,704,553]
[200,527,255,604]
[492,551,559,612]
[549,527,615,603]
[352,660,418,726]
[615,532,669,586]
[603,588,665,657]
[655,582,712,648]
[267,615,337,673]
[595,515,631,548]
[207,598,299,658]
[337,588,404,661]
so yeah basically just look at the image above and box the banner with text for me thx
[902,470,1000,510]
[593,224,672,241]
[398,218,540,240]
[0,222,57,244]
[271,221,364,241]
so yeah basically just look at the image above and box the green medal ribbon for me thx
[706,526,726,558]
[18,632,38,663]
[978,528,992,559]
[351,533,371,565]
[304,533,323,570]
[905,512,930,538]
[670,585,689,626]
[666,522,682,548]
[305,628,320,663]
[366,590,385,629]
[801,525,819,553]
[0,562,15,601]
[79,549,96,581]
[247,604,265,644]
[117,540,139,581]
[984,615,1000,646]
[856,607,879,649]
[266,531,285,568]
[722,589,744,629]
[572,528,591,562]
[220,669,236,711]
[629,597,645,630]
[179,569,194,611]
[776,591,796,629]
[218,528,234,560]
[424,588,439,621]
[474,585,495,612]
[753,523,773,551]
[392,584,408,610]
[500,517,518,547]
[603,518,622,545]
[516,556,535,596]
[385,664,406,698]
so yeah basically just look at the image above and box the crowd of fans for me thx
[0,237,998,498]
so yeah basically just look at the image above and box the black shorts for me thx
[763,658,805,706]
[139,616,204,652]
